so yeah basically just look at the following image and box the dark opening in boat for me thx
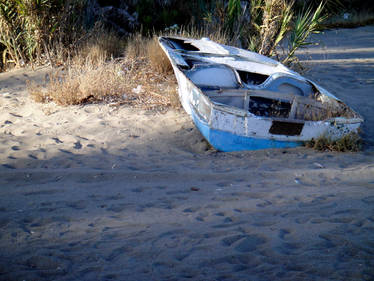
[249,96,291,118]
[237,70,268,85]
[165,38,200,51]
[269,121,304,136]
[182,58,210,70]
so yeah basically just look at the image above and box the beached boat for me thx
[159,36,363,151]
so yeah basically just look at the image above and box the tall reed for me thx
[283,2,326,65]
[0,0,87,69]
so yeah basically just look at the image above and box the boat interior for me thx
[160,37,357,122]
[183,61,355,121]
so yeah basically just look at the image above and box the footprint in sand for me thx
[2,164,16,170]
[105,193,124,200]
[309,234,337,251]
[25,255,67,272]
[131,186,148,193]
[105,245,132,262]
[234,235,267,253]
[328,217,354,223]
[295,217,312,224]
[0,218,10,228]
[310,218,328,224]
[362,196,374,204]
[298,196,337,209]
[276,241,303,255]
[28,154,38,160]
[252,218,277,227]
[203,230,230,239]
[74,141,82,149]
[195,211,209,222]
[23,189,61,196]
[66,200,86,210]
[212,217,242,229]
[178,268,199,279]
[221,235,246,247]
[52,137,63,144]
[183,207,200,213]
[107,203,129,213]
[78,266,103,279]
[166,189,190,195]
[256,200,272,208]
[9,112,22,118]
[59,149,73,154]
[278,229,291,240]
[154,198,176,210]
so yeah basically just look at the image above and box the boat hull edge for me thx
[191,107,302,152]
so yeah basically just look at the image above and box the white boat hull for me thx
[159,37,363,151]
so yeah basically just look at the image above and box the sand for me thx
[0,26,373,281]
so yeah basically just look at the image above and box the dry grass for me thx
[124,33,150,60]
[75,29,125,64]
[29,32,179,110]
[177,25,231,45]
[29,57,178,110]
[146,36,173,74]
[123,35,179,109]
[125,35,173,74]
[30,60,124,105]
[305,132,362,152]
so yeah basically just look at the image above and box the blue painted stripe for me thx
[191,109,302,152]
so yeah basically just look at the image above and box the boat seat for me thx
[209,95,245,109]
[264,75,313,97]
[186,64,240,89]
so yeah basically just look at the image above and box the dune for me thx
[0,26,373,281]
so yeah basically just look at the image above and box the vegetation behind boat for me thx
[1,0,373,72]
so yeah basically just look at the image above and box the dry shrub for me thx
[29,56,179,110]
[124,33,150,60]
[146,36,173,74]
[176,25,231,45]
[122,34,182,109]
[119,57,179,110]
[74,44,107,66]
[305,132,362,152]
[73,27,126,66]
[29,31,185,110]
[28,81,49,103]
[30,60,127,105]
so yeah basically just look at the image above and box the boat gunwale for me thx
[190,82,363,125]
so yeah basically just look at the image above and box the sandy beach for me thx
[0,26,373,281]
